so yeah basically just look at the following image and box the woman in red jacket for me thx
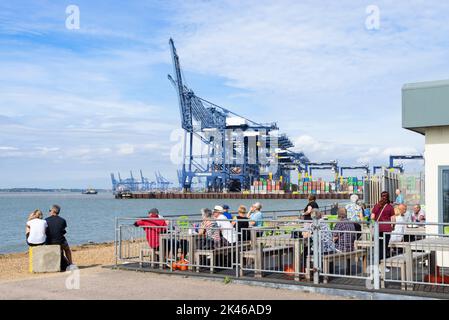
[134,208,167,249]
[371,191,395,260]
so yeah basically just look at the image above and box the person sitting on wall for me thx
[45,205,73,271]
[26,209,47,247]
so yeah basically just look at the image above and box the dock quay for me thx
[114,192,359,200]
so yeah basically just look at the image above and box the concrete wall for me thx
[30,245,61,273]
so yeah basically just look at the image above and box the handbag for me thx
[369,204,387,239]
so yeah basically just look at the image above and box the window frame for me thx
[438,166,449,234]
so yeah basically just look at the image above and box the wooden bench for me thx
[380,252,429,290]
[139,245,158,268]
[195,243,250,273]
[321,249,367,283]
[240,245,295,277]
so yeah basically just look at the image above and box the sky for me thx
[0,0,446,188]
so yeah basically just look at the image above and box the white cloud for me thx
[117,144,135,156]
[293,135,334,154]
[169,0,449,96]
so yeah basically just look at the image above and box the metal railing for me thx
[114,215,449,293]
[379,221,449,290]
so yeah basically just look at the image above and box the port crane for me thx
[155,171,172,191]
[111,170,171,194]
[373,164,404,175]
[389,155,424,168]
[340,165,370,177]
[305,161,339,179]
[167,38,308,192]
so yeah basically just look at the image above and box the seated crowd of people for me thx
[132,191,426,266]
[133,202,265,255]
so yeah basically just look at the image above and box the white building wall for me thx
[425,126,449,227]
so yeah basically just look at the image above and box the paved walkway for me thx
[0,267,347,300]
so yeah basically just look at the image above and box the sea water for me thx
[0,192,341,254]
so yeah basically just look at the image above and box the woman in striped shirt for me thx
[198,208,222,249]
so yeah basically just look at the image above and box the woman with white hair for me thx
[345,194,364,222]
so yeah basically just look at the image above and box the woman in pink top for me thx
[371,191,395,260]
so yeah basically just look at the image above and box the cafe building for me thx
[402,79,449,234]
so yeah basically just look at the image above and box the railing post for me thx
[114,218,118,266]
[118,224,122,262]
[373,221,380,290]
[312,218,320,284]
[236,220,240,278]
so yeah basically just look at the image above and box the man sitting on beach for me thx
[134,208,167,250]
[45,204,73,270]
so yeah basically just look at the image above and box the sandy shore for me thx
[0,242,115,282]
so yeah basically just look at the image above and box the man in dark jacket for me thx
[46,204,72,270]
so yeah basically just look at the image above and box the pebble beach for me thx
[0,242,114,282]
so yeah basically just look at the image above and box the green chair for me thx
[177,215,190,231]
[326,214,338,230]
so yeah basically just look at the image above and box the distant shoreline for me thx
[0,189,112,193]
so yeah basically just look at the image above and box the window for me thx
[440,167,449,231]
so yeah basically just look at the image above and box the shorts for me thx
[47,239,70,250]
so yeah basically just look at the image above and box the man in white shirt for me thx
[213,205,236,246]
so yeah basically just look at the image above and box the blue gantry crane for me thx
[167,38,308,192]
[389,155,424,168]
[111,170,171,194]
[340,165,370,177]
[305,161,339,179]
[373,164,404,175]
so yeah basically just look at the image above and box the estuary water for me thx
[0,192,341,254]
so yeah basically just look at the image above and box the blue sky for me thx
[0,0,446,188]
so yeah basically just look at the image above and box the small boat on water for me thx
[82,188,98,195]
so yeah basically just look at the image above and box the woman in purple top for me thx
[371,191,395,260]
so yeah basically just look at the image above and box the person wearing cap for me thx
[213,205,236,246]
[134,208,167,250]
[222,205,232,220]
